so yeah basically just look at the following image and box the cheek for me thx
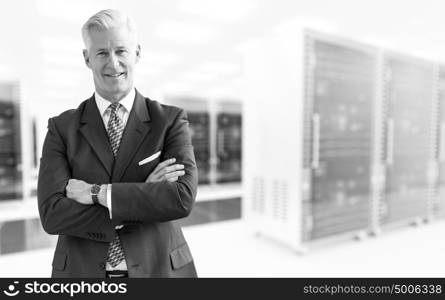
[92,68,103,79]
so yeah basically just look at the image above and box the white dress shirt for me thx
[94,88,135,271]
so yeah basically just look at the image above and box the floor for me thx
[0,218,444,277]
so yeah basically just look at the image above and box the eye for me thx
[97,51,108,57]
[116,49,128,55]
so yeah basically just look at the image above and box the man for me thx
[37,9,198,278]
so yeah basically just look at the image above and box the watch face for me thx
[91,184,100,194]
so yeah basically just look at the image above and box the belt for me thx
[106,270,128,278]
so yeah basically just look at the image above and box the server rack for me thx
[303,36,376,241]
[379,54,434,226]
[436,66,445,218]
[188,112,212,185]
[0,83,21,201]
[164,97,211,185]
[242,27,442,251]
[215,101,242,183]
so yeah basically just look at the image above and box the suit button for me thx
[99,262,105,270]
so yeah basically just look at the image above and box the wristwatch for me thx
[91,184,101,205]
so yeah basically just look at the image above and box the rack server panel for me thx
[303,38,375,241]
[216,102,242,183]
[164,97,211,185]
[436,66,445,218]
[165,96,242,186]
[187,111,211,184]
[0,83,21,201]
[380,56,434,225]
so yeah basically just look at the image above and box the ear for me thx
[83,49,91,68]
[135,44,141,63]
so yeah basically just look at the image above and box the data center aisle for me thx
[0,218,444,277]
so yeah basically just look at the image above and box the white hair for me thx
[81,9,138,48]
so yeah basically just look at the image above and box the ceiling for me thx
[3,0,445,101]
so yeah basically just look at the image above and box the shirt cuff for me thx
[107,184,112,219]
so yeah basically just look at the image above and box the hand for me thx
[146,158,185,183]
[66,179,93,205]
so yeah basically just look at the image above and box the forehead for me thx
[87,26,137,50]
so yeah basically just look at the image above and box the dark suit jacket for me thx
[37,90,198,277]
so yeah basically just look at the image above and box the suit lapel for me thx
[79,96,114,176]
[112,90,152,181]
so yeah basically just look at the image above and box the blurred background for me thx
[1,0,445,277]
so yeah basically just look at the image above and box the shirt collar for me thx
[94,88,136,116]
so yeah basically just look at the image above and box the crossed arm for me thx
[38,109,197,242]
[66,158,186,206]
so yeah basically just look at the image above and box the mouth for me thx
[104,72,125,78]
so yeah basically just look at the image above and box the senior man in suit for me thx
[37,9,198,278]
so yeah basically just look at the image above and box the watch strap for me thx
[91,184,100,205]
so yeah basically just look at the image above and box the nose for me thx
[108,53,120,69]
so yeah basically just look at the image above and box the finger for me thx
[162,164,184,174]
[164,170,185,179]
[146,171,165,183]
[167,177,178,182]
[157,158,177,169]
[150,158,176,176]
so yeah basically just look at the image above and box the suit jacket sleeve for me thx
[110,108,198,226]
[37,117,114,242]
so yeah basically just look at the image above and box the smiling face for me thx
[83,26,140,102]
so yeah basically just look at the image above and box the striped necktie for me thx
[105,102,125,268]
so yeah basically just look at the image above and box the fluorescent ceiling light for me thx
[178,0,255,23]
[154,20,214,44]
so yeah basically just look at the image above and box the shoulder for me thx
[145,98,187,121]
[48,99,89,130]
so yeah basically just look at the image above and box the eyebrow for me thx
[95,46,128,52]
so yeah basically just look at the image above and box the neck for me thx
[96,88,133,103]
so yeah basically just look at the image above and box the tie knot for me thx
[109,103,122,115]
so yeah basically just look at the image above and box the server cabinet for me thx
[215,101,242,183]
[0,83,21,201]
[436,66,445,217]
[243,26,443,251]
[242,28,377,251]
[380,55,434,225]
[303,37,376,241]
[188,112,211,184]
[164,97,211,185]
